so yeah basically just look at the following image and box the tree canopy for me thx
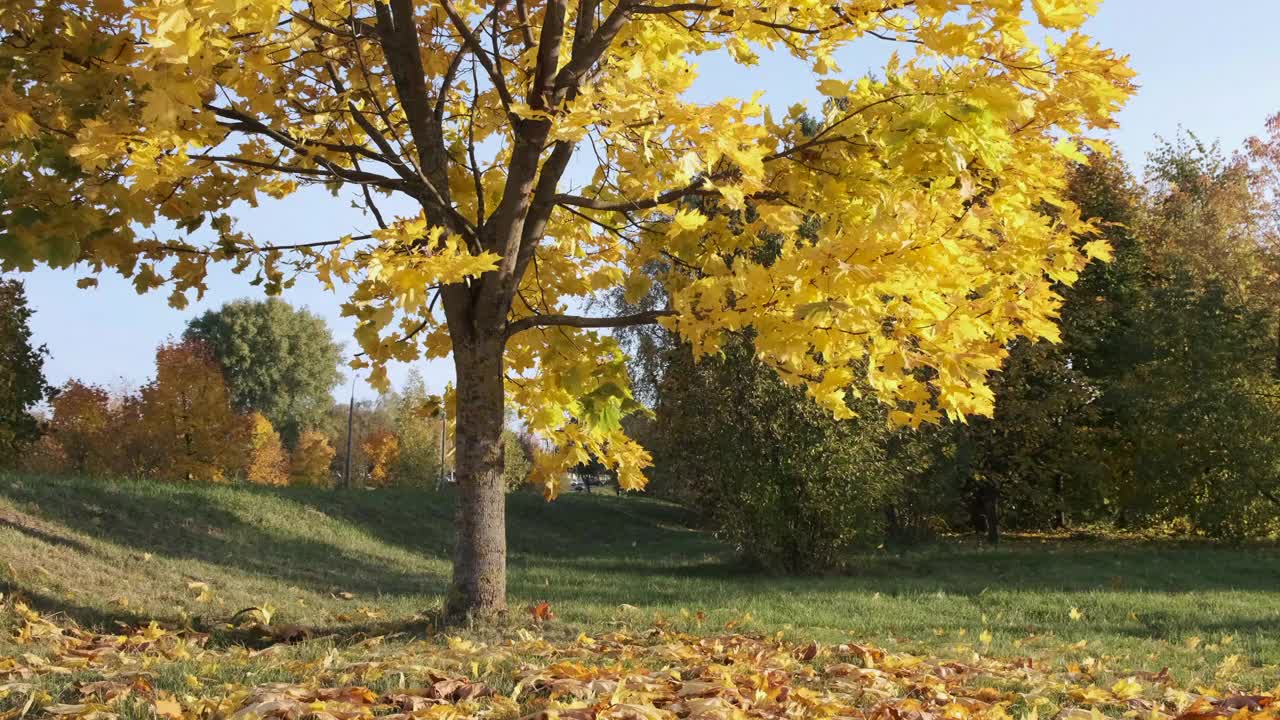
[0,0,1133,614]
[185,298,344,445]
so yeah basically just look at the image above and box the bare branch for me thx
[438,0,515,115]
[531,0,568,109]
[514,0,536,48]
[157,236,371,256]
[506,308,677,337]
[569,0,598,57]
[195,154,404,189]
[502,139,576,307]
[552,0,634,99]
[373,0,453,207]
[555,177,711,211]
[632,3,719,14]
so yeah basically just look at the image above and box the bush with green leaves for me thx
[651,336,915,572]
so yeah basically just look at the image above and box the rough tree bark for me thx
[984,483,1001,546]
[446,336,508,618]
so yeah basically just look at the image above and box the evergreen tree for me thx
[0,277,52,465]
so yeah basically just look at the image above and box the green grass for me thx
[1,473,1277,689]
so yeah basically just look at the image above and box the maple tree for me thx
[0,0,1133,614]
[1094,139,1280,538]
[360,426,401,486]
[243,411,291,485]
[291,428,337,486]
[387,370,448,485]
[137,340,242,482]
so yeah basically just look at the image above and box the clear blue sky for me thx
[17,0,1280,401]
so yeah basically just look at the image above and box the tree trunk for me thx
[884,504,900,541]
[982,483,1000,545]
[445,339,508,619]
[1053,476,1067,529]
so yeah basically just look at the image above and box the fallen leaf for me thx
[529,601,555,623]
[154,699,183,719]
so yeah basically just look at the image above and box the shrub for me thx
[652,338,908,572]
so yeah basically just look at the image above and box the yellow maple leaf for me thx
[1111,677,1143,700]
[1031,0,1099,30]
[670,209,708,234]
[153,699,183,719]
[1082,239,1114,262]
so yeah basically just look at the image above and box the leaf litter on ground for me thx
[0,600,1275,720]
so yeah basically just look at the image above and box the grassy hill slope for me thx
[0,473,1277,687]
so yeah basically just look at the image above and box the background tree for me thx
[361,428,401,488]
[388,370,446,486]
[325,395,395,488]
[2,0,1133,614]
[44,381,113,476]
[941,338,1102,543]
[243,411,291,485]
[185,299,343,446]
[935,139,1280,540]
[291,429,337,487]
[1244,112,1280,255]
[0,277,52,465]
[109,392,155,478]
[629,130,1280,547]
[502,429,532,491]
[138,340,241,482]
[1096,138,1280,537]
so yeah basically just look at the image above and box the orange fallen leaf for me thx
[529,601,555,623]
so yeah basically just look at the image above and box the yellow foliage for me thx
[44,381,113,475]
[360,429,400,488]
[32,352,242,481]
[0,0,1136,493]
[137,342,240,482]
[243,412,289,486]
[290,430,335,487]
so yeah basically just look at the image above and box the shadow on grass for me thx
[0,512,101,557]
[527,538,1280,596]
[3,473,1279,640]
[0,478,444,598]
[0,577,448,648]
[286,485,714,563]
